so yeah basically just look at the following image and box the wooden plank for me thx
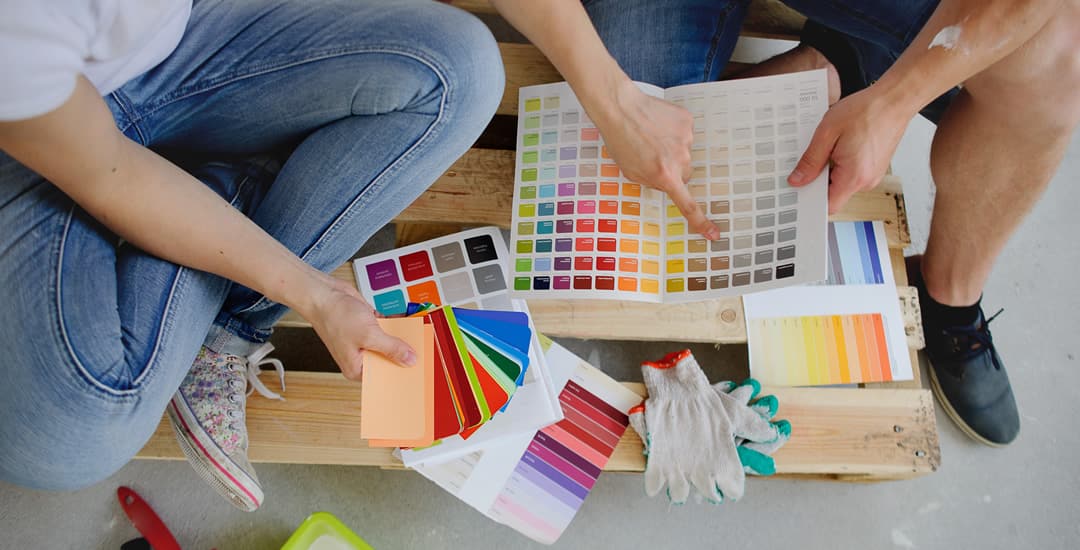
[529,298,745,343]
[281,165,918,345]
[394,223,471,248]
[393,148,514,226]
[392,149,908,247]
[137,372,939,480]
[498,43,561,116]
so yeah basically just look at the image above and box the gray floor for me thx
[4,123,1079,550]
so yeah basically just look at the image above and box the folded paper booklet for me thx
[509,70,830,302]
[352,227,562,462]
[410,337,642,545]
[743,221,914,386]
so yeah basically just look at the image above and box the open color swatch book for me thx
[410,337,640,545]
[743,221,914,386]
[352,227,562,463]
[509,70,830,302]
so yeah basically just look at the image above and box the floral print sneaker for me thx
[167,343,285,511]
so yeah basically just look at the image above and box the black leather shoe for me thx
[922,301,1020,447]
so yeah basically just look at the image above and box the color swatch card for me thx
[744,221,913,386]
[410,337,641,545]
[363,306,535,448]
[510,71,829,302]
[360,318,435,447]
[352,227,562,462]
[354,226,514,314]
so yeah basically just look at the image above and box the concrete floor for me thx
[3,121,1079,549]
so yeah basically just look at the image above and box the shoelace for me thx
[943,308,1005,364]
[245,343,286,401]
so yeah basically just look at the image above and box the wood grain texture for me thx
[388,149,908,245]
[138,372,938,479]
[498,43,561,116]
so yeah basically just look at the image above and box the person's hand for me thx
[298,273,416,381]
[593,81,720,240]
[787,86,912,214]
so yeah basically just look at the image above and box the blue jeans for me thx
[583,0,955,123]
[0,0,502,490]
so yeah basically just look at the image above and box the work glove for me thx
[627,350,787,504]
[713,379,792,476]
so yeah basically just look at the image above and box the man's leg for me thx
[924,7,1080,308]
[731,0,1079,444]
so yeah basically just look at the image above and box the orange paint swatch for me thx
[362,319,435,447]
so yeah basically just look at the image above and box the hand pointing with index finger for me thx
[592,80,721,240]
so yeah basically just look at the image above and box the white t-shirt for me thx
[0,0,191,121]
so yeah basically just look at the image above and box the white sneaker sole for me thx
[167,394,264,511]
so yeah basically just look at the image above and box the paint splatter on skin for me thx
[929,25,963,51]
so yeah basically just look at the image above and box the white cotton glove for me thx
[716,380,792,476]
[628,350,781,504]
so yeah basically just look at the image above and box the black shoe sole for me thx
[927,362,1007,448]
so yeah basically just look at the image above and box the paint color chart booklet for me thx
[510,70,830,302]
[352,227,562,463]
[411,337,641,545]
[743,221,914,386]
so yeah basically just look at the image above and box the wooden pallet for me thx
[137,1,940,480]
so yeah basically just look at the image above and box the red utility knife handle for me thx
[118,487,181,550]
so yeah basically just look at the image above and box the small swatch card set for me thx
[352,227,562,463]
[743,221,914,386]
[411,337,641,545]
[509,70,830,303]
[359,306,532,448]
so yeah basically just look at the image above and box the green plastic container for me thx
[281,512,374,550]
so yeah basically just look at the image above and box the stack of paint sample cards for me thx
[410,337,641,545]
[743,221,914,386]
[360,305,534,448]
[352,227,563,462]
[509,71,830,302]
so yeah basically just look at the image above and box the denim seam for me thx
[54,175,250,396]
[126,46,453,128]
[107,90,146,145]
[230,49,453,315]
[703,2,740,83]
[54,207,134,400]
[119,173,253,388]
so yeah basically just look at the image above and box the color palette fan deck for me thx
[352,228,562,463]
[510,71,830,302]
[411,339,641,545]
[360,306,534,448]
